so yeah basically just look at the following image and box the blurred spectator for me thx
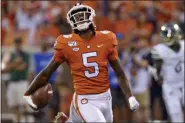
[29,39,60,122]
[131,38,150,122]
[114,2,137,37]
[2,37,32,122]
[122,38,150,122]
[175,1,185,33]
[154,1,178,23]
[1,11,9,45]
[36,21,60,45]
[95,1,113,31]
[15,2,43,45]
[134,11,154,39]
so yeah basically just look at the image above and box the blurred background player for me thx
[121,37,151,122]
[146,33,168,121]
[151,23,184,122]
[1,38,33,122]
[28,37,60,122]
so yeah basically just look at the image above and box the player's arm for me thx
[151,48,163,82]
[107,32,139,111]
[153,58,163,81]
[24,36,65,110]
[108,46,139,111]
[23,58,61,110]
[24,57,61,96]
[109,59,132,97]
[24,35,64,96]
[109,58,139,111]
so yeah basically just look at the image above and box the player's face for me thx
[67,5,96,32]
[163,29,175,40]
[161,24,181,46]
[73,12,91,26]
[161,29,176,46]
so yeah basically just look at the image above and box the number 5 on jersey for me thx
[82,52,99,78]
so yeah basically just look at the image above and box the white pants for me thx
[66,89,113,122]
[162,82,184,122]
[7,81,28,108]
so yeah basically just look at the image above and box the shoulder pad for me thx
[54,34,68,50]
[106,31,117,46]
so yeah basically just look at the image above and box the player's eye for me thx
[85,13,91,19]
[74,13,84,21]
[72,12,91,24]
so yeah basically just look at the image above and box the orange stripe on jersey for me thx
[72,94,79,116]
[74,94,87,122]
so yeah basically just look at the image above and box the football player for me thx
[151,23,184,122]
[23,3,139,122]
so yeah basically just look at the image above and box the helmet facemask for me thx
[67,4,96,32]
[161,23,182,46]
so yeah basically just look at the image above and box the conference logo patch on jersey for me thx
[68,41,78,47]
[100,30,110,34]
[73,47,79,51]
[81,98,88,104]
[63,34,72,38]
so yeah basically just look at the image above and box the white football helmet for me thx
[66,3,96,32]
[160,23,182,46]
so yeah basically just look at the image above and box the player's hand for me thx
[54,112,68,123]
[23,96,38,111]
[128,96,139,111]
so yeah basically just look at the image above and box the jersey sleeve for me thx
[53,35,66,63]
[151,47,162,60]
[108,32,118,60]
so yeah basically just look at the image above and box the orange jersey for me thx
[54,31,118,95]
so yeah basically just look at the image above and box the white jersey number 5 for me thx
[82,52,99,78]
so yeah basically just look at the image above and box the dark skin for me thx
[24,29,133,110]
[153,41,181,81]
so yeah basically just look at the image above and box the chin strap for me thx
[73,22,92,31]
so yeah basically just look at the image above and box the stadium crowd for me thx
[1,1,184,122]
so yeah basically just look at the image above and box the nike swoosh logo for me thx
[97,44,104,48]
